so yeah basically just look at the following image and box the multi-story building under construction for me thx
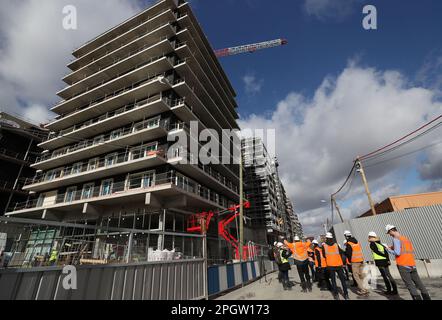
[242,137,302,244]
[5,0,241,263]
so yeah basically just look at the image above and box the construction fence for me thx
[333,204,442,261]
[0,217,275,300]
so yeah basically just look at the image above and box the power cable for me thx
[364,138,442,169]
[360,114,442,161]
[363,121,442,164]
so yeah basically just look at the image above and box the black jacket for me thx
[345,236,360,263]
[322,239,345,270]
[369,241,390,267]
[278,248,292,272]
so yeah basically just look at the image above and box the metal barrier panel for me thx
[333,204,442,261]
[0,259,205,300]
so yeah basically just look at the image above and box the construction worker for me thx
[368,231,398,295]
[49,247,58,266]
[385,225,431,300]
[269,241,282,283]
[344,230,369,296]
[306,239,316,282]
[322,232,349,300]
[291,236,312,292]
[275,242,292,290]
[312,240,331,291]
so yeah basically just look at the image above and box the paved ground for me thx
[216,269,442,300]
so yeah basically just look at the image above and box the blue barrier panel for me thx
[251,261,256,279]
[226,264,235,289]
[207,266,220,296]
[241,262,249,283]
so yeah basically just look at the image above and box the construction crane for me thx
[214,38,288,58]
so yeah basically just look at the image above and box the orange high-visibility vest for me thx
[293,241,308,261]
[285,241,295,255]
[314,247,327,268]
[396,235,416,267]
[347,241,364,263]
[324,243,343,267]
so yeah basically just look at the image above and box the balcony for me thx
[68,7,177,71]
[32,116,171,171]
[175,28,238,125]
[174,55,235,130]
[23,144,168,192]
[7,171,229,217]
[47,74,172,131]
[40,96,172,150]
[60,37,175,98]
[172,78,241,156]
[52,54,174,114]
[176,8,236,98]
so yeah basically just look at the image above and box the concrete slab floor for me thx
[216,270,442,301]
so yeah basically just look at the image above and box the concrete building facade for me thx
[5,0,241,263]
[242,137,302,245]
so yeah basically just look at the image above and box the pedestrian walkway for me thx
[216,269,442,300]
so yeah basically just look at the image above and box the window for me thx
[71,162,83,175]
[130,143,158,160]
[46,168,62,181]
[105,153,117,166]
[110,129,122,140]
[81,183,95,199]
[37,194,45,207]
[100,179,113,196]
[128,171,155,189]
[65,187,77,202]
[93,135,104,145]
[88,158,99,170]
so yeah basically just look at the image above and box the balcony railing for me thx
[59,53,176,106]
[44,95,166,142]
[25,143,168,187]
[35,114,177,164]
[10,171,231,213]
[72,6,174,60]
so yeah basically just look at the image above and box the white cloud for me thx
[243,74,263,95]
[0,0,145,124]
[239,62,442,236]
[304,0,359,21]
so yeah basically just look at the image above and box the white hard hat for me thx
[325,232,333,239]
[294,236,300,241]
[344,230,352,236]
[312,240,318,245]
[273,241,277,246]
[368,231,377,238]
[385,224,396,233]
[277,242,283,248]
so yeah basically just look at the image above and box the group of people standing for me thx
[269,224,431,300]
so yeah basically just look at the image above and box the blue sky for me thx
[188,0,442,116]
[0,0,441,235]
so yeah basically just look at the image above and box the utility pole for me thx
[239,146,244,263]
[331,196,344,223]
[200,214,209,300]
[355,158,377,216]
